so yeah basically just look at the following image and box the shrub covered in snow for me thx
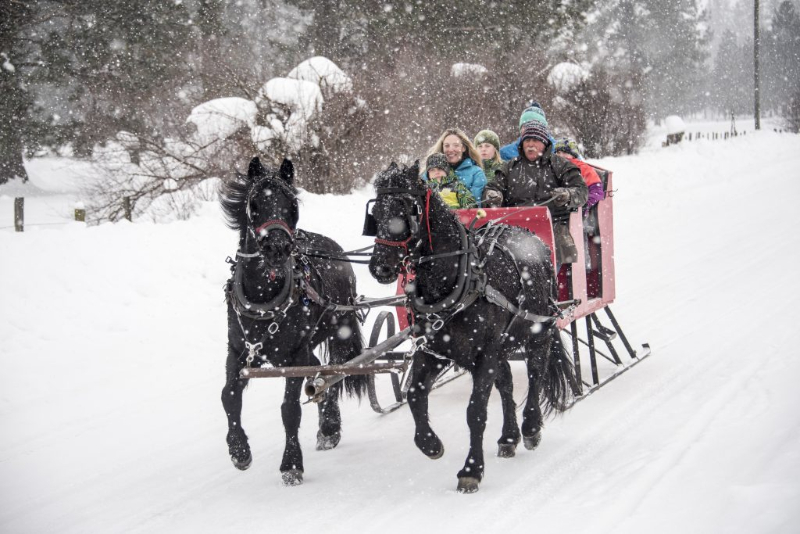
[87,56,369,221]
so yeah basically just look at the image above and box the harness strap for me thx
[484,285,556,324]
[255,219,294,238]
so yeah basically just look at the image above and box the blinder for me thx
[364,187,427,238]
[362,199,378,236]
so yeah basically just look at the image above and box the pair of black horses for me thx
[221,157,577,493]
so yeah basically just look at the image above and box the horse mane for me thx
[374,161,424,191]
[219,172,252,232]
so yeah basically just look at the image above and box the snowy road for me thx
[2,126,799,533]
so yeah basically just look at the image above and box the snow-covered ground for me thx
[2,121,799,533]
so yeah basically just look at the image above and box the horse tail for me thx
[327,312,368,400]
[540,325,579,415]
[343,320,367,399]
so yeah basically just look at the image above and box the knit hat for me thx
[553,137,583,160]
[473,130,500,152]
[519,103,548,128]
[519,120,551,147]
[426,152,449,174]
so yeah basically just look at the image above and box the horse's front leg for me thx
[280,375,305,485]
[407,352,445,459]
[457,357,496,493]
[494,359,521,458]
[222,350,251,470]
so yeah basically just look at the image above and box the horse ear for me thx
[410,160,420,176]
[248,157,265,179]
[389,161,398,171]
[279,158,294,185]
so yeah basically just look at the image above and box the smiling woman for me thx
[425,128,487,204]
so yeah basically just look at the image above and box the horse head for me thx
[366,161,426,284]
[245,157,299,268]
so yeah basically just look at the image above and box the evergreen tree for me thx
[56,0,194,153]
[0,0,36,183]
[764,1,800,113]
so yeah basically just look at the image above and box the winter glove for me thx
[551,188,570,207]
[483,189,503,207]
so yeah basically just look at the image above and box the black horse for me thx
[366,162,577,493]
[221,157,366,486]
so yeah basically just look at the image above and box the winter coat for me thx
[499,140,520,161]
[484,143,588,264]
[556,153,604,210]
[451,157,487,205]
[481,158,504,185]
[423,169,478,209]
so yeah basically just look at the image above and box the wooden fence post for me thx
[14,197,24,232]
[123,196,132,221]
[74,202,86,222]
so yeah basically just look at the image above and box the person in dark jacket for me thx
[483,120,588,267]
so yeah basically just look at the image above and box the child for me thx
[423,153,477,209]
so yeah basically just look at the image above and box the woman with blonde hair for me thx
[426,128,486,204]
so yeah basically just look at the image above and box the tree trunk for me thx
[0,135,28,185]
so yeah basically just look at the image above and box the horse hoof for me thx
[422,443,444,459]
[457,477,481,494]
[497,443,517,458]
[316,430,341,451]
[231,451,252,471]
[523,431,542,450]
[281,469,304,486]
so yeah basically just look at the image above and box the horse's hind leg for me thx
[522,335,549,450]
[222,354,252,470]
[457,357,496,493]
[494,359,521,458]
[407,353,445,459]
[316,390,341,451]
[280,376,305,485]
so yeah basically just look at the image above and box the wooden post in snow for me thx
[14,197,24,232]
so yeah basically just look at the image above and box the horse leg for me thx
[494,359,521,458]
[407,353,445,459]
[222,354,252,470]
[457,357,496,493]
[522,335,549,450]
[280,376,305,485]
[316,390,342,451]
